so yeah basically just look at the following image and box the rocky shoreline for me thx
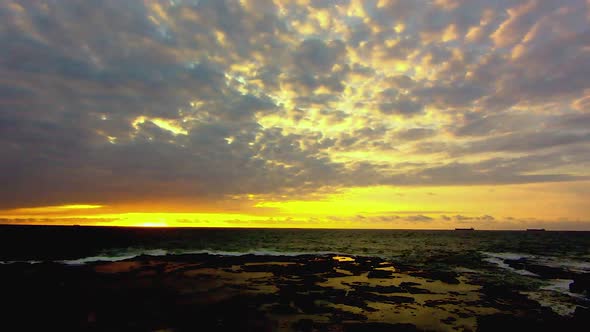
[2,253,589,331]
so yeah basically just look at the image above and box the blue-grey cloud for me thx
[0,0,589,209]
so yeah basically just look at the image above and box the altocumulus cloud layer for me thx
[1,0,589,210]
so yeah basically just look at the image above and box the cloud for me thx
[451,111,544,137]
[294,39,346,73]
[452,214,495,222]
[478,215,495,221]
[405,215,433,222]
[378,96,424,116]
[385,156,587,186]
[459,131,590,154]
[394,128,437,141]
[0,0,589,214]
[453,215,474,222]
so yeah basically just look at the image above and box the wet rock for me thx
[4,252,587,331]
[408,270,460,284]
[440,316,456,324]
[399,282,434,294]
[572,306,590,326]
[506,260,573,279]
[479,284,541,310]
[367,269,394,278]
[268,303,299,314]
[425,299,461,307]
[383,295,416,304]
[344,290,415,306]
[569,274,590,295]
[293,294,324,314]
[330,310,368,322]
[343,322,419,332]
[345,283,405,294]
[292,318,314,332]
[477,312,564,332]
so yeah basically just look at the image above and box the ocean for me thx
[2,225,590,263]
[1,225,589,331]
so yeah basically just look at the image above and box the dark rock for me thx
[503,257,576,279]
[345,283,405,294]
[367,269,394,278]
[569,274,590,295]
[3,251,587,332]
[399,282,434,294]
[330,310,368,322]
[477,313,565,332]
[383,295,415,304]
[479,284,542,310]
[572,306,590,326]
[343,290,415,307]
[293,319,314,332]
[425,299,461,307]
[408,270,460,284]
[343,322,419,332]
[268,303,299,314]
[440,316,457,324]
[293,294,324,314]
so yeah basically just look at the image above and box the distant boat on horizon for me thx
[526,228,546,231]
[455,227,474,231]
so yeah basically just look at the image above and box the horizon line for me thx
[0,224,588,232]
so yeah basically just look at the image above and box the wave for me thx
[0,260,43,265]
[482,251,590,275]
[6,248,589,270]
[59,249,170,265]
[2,248,354,265]
[481,252,539,277]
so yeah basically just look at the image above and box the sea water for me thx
[1,225,589,266]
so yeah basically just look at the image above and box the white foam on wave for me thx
[0,260,42,265]
[524,279,590,317]
[537,258,590,273]
[482,252,590,275]
[481,253,539,277]
[541,279,574,294]
[61,254,142,265]
[1,248,356,266]
[540,278,589,301]
[481,252,536,261]
[53,248,351,265]
[181,249,346,257]
[482,251,590,316]
[60,249,170,265]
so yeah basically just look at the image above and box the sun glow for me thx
[138,221,170,227]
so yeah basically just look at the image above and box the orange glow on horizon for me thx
[2,204,104,215]
[1,181,589,230]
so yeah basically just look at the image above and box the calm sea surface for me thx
[1,225,589,265]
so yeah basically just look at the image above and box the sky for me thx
[1,0,589,230]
